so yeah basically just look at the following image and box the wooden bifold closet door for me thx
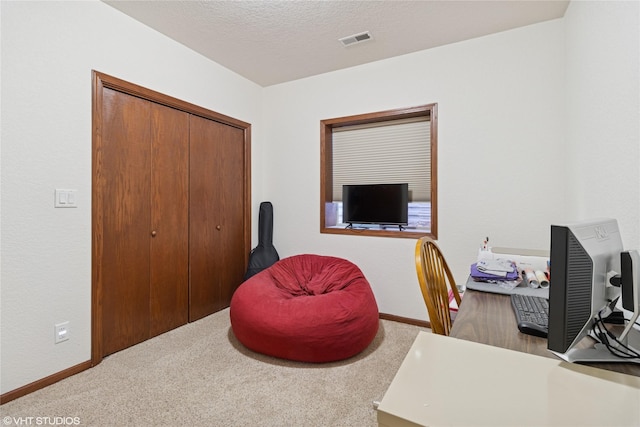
[93,72,250,362]
[189,115,247,321]
[99,88,189,356]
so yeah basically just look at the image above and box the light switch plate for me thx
[55,189,78,208]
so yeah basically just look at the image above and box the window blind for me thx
[332,117,430,202]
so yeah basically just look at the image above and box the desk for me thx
[450,288,640,377]
[377,332,640,427]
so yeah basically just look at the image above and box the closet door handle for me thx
[151,230,157,237]
[216,225,221,231]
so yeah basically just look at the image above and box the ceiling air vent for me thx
[339,31,373,47]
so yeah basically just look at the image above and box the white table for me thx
[377,332,640,426]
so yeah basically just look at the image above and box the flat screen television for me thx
[342,183,408,227]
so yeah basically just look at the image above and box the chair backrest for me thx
[415,236,461,335]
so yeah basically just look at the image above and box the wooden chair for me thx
[415,236,461,335]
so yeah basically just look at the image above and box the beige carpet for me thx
[2,309,428,426]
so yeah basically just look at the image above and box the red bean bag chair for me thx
[230,254,379,363]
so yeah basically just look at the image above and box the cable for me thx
[593,311,639,359]
[591,310,640,359]
[592,322,636,359]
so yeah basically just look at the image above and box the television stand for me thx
[380,224,405,231]
[345,223,375,230]
[345,223,405,231]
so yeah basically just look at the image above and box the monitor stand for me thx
[552,328,640,364]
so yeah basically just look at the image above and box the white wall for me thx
[263,20,567,320]
[564,0,640,250]
[0,1,263,394]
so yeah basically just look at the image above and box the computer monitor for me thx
[547,218,640,363]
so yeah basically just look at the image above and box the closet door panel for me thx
[189,115,246,321]
[214,125,247,309]
[149,103,190,337]
[100,88,151,356]
[189,115,218,321]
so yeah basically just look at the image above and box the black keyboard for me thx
[510,294,549,338]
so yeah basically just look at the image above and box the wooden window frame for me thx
[320,103,438,239]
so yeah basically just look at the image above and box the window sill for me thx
[321,224,433,239]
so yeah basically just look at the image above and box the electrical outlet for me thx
[55,321,69,344]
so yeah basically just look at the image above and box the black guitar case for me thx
[244,201,280,280]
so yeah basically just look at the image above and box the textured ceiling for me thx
[104,0,570,87]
